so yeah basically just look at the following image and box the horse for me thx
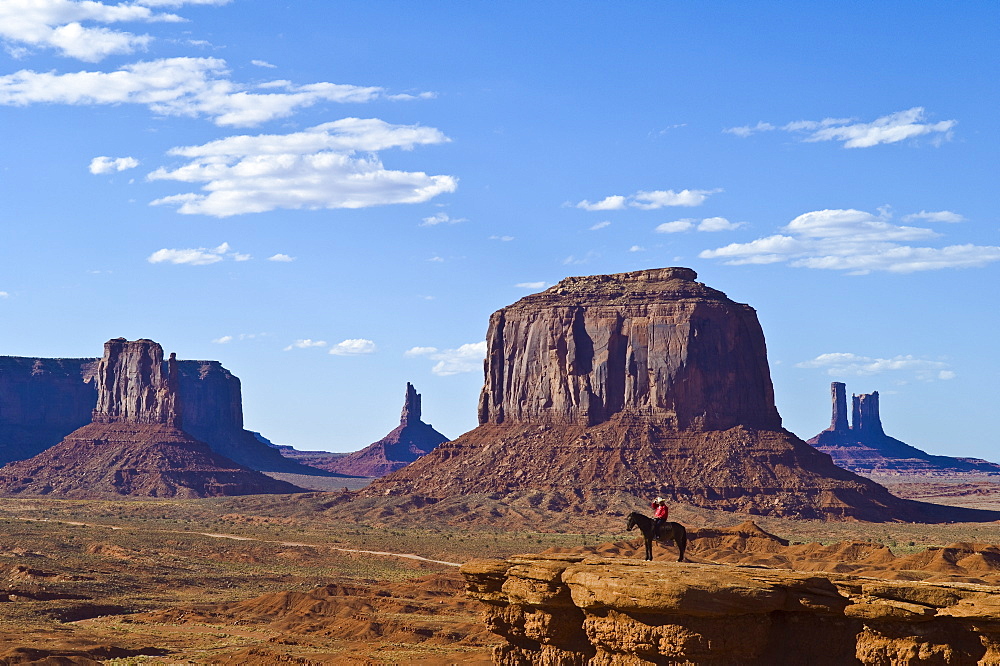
[626,511,687,562]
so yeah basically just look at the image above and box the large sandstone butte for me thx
[367,267,996,522]
[0,338,301,498]
[463,553,1000,665]
[0,346,325,475]
[809,382,1000,478]
[310,383,449,477]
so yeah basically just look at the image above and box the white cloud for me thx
[697,216,744,232]
[251,59,276,68]
[147,118,456,216]
[655,219,694,233]
[562,251,599,265]
[631,189,719,209]
[283,338,327,351]
[267,253,295,262]
[628,245,645,252]
[515,281,547,289]
[589,221,611,231]
[328,338,376,356]
[725,108,956,148]
[576,189,719,212]
[488,235,514,241]
[0,0,186,62]
[421,212,467,226]
[795,352,954,381]
[89,155,139,174]
[902,210,965,224]
[700,208,1000,274]
[406,341,486,376]
[0,57,431,127]
[723,121,776,137]
[212,335,233,344]
[146,241,247,265]
[404,346,438,356]
[0,291,8,298]
[576,195,626,211]
[428,256,445,262]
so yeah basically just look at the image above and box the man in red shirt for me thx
[650,497,669,539]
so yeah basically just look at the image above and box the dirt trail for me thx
[22,517,461,567]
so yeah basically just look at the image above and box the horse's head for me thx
[626,512,637,531]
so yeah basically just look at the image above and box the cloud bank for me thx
[405,341,486,376]
[576,188,719,211]
[725,107,956,148]
[147,118,456,216]
[796,352,955,381]
[0,57,429,127]
[699,208,1000,274]
[146,241,248,265]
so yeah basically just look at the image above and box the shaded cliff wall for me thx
[0,357,98,464]
[477,267,781,431]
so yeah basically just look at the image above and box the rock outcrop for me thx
[809,382,1000,477]
[0,344,327,474]
[463,554,1000,665]
[309,383,448,477]
[366,268,990,522]
[0,339,301,498]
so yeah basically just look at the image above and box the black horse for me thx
[626,511,687,562]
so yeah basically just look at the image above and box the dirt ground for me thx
[1,483,999,664]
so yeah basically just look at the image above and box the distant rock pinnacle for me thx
[308,382,448,478]
[808,381,1000,477]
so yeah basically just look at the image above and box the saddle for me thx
[654,523,673,546]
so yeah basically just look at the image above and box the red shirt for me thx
[651,502,669,519]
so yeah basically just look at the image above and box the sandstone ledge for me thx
[462,555,1000,665]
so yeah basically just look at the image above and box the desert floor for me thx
[1,479,999,664]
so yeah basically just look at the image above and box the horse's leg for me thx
[644,537,653,561]
[676,526,687,562]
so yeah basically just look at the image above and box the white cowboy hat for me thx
[654,497,665,504]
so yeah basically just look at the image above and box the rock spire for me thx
[400,382,421,427]
[809,382,1000,477]
[309,382,449,478]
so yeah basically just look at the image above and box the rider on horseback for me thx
[650,497,668,539]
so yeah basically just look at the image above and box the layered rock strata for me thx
[0,344,325,474]
[312,383,449,477]
[368,268,987,521]
[0,339,300,498]
[463,554,1000,665]
[809,382,1000,477]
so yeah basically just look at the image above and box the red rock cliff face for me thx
[478,267,780,430]
[92,338,180,426]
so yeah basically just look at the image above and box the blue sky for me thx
[1,1,997,459]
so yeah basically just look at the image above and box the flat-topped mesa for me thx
[478,267,781,430]
[92,338,180,427]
